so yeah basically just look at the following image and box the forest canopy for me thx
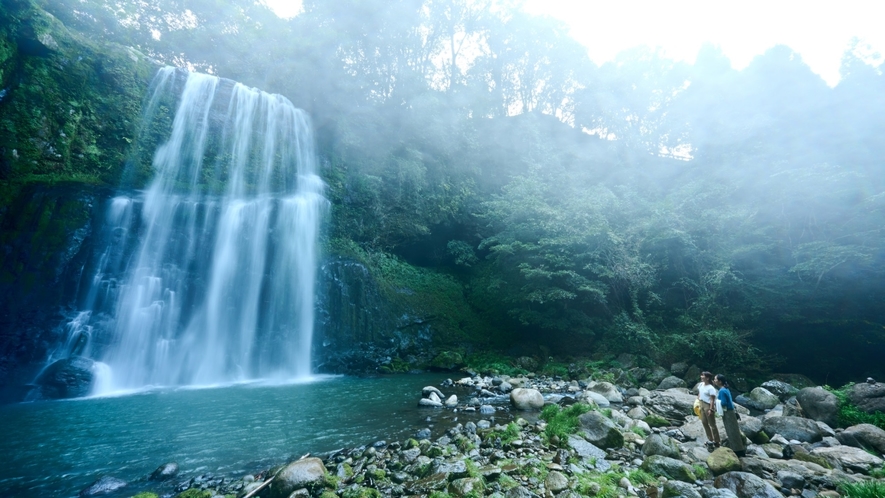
[31,0,885,382]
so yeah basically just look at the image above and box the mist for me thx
[27,0,885,384]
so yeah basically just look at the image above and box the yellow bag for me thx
[693,398,702,418]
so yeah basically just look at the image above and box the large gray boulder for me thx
[706,447,741,476]
[646,389,697,420]
[796,387,839,427]
[36,356,95,399]
[810,446,885,474]
[658,376,687,390]
[713,472,781,498]
[746,387,780,410]
[589,382,623,403]
[737,417,766,444]
[640,455,697,483]
[270,458,327,498]
[848,382,885,414]
[149,462,179,481]
[578,411,624,449]
[761,416,823,443]
[836,423,885,455]
[567,435,610,471]
[761,380,799,401]
[510,388,544,410]
[642,433,681,459]
[663,480,702,498]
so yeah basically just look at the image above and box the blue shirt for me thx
[718,387,735,410]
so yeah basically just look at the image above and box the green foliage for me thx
[540,403,593,442]
[692,464,710,480]
[341,486,382,498]
[869,464,885,479]
[824,384,885,430]
[131,493,158,498]
[839,480,885,498]
[630,426,648,437]
[464,351,528,376]
[626,469,656,486]
[487,423,521,445]
[173,490,212,498]
[644,414,670,428]
[574,471,624,498]
[428,492,452,498]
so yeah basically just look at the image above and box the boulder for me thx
[761,416,823,443]
[79,476,127,497]
[444,395,458,407]
[761,380,799,400]
[848,382,885,414]
[419,398,443,407]
[36,356,96,399]
[640,455,697,483]
[776,470,805,491]
[699,489,739,498]
[406,473,449,494]
[737,417,766,444]
[567,435,610,471]
[510,388,544,410]
[749,387,780,410]
[449,477,484,497]
[646,389,697,420]
[589,382,623,403]
[270,457,327,498]
[706,447,741,476]
[663,480,702,498]
[795,387,839,427]
[670,362,689,376]
[544,471,569,493]
[580,391,610,407]
[658,376,687,390]
[423,386,445,399]
[713,472,781,498]
[810,445,885,474]
[836,423,885,455]
[641,433,681,459]
[578,411,624,449]
[149,462,179,481]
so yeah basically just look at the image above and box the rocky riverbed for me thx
[80,366,885,498]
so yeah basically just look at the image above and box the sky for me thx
[262,0,885,86]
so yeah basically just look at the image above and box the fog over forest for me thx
[8,0,885,385]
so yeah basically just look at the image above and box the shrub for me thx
[839,480,885,498]
[824,383,885,430]
[541,403,594,442]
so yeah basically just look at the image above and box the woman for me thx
[714,374,746,456]
[698,371,720,448]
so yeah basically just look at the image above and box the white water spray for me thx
[76,68,325,393]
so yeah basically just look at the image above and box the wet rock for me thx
[713,471,781,498]
[776,470,805,490]
[150,462,179,481]
[580,391,610,407]
[406,473,449,494]
[510,388,544,410]
[270,457,327,498]
[738,417,766,444]
[795,387,839,427]
[761,416,823,443]
[36,356,95,399]
[79,476,127,496]
[567,435,610,471]
[419,398,443,407]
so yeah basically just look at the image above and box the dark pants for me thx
[722,409,746,454]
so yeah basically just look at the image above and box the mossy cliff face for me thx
[0,0,156,400]
[0,0,157,204]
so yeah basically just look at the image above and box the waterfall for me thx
[60,68,326,393]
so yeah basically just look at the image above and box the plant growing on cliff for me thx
[839,480,885,498]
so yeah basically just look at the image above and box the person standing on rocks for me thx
[698,371,721,448]
[714,374,746,456]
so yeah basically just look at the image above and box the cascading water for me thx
[48,67,326,394]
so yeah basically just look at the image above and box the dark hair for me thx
[715,374,729,387]
[702,371,713,381]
